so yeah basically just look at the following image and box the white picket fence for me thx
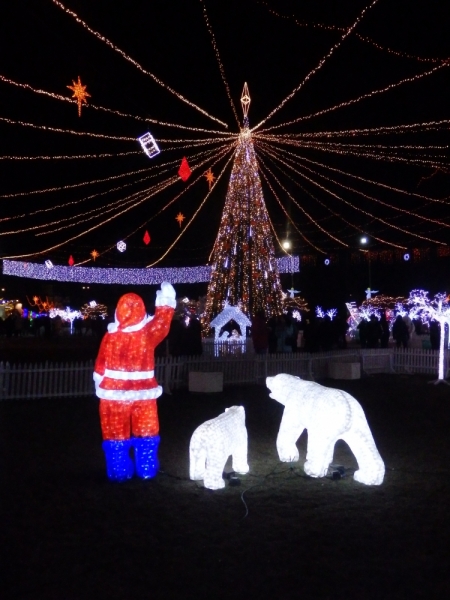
[0,348,449,400]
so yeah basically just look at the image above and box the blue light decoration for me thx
[138,132,161,159]
[324,258,330,266]
[3,256,299,285]
[403,253,410,261]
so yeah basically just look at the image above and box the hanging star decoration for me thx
[68,255,74,266]
[143,230,151,245]
[204,167,215,190]
[67,76,91,116]
[176,212,185,227]
[90,249,99,261]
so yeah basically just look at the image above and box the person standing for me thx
[251,310,269,354]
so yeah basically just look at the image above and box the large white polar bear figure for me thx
[266,374,385,486]
[189,406,249,490]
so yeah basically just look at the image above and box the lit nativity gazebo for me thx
[209,304,252,356]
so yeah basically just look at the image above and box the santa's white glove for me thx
[155,281,176,309]
[93,371,103,391]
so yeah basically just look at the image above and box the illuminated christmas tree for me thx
[205,83,284,326]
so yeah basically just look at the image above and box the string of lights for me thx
[258,161,329,254]
[51,0,228,128]
[73,144,236,265]
[0,73,234,134]
[4,144,234,239]
[268,147,450,230]
[147,152,236,267]
[0,144,232,228]
[252,0,443,64]
[259,62,449,133]
[252,0,380,131]
[260,136,450,169]
[258,155,348,250]
[0,150,141,161]
[262,143,450,207]
[0,115,135,141]
[1,187,151,236]
[259,135,450,152]
[0,164,153,200]
[275,119,450,139]
[259,143,403,248]
[199,0,240,127]
[1,174,181,260]
[259,143,446,247]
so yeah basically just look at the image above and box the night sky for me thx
[0,0,449,304]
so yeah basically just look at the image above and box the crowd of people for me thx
[249,310,441,354]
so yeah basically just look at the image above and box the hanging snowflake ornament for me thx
[117,240,127,253]
[143,230,151,245]
[178,157,191,182]
[67,76,91,117]
[90,250,99,261]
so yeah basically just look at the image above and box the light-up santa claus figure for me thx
[93,282,176,482]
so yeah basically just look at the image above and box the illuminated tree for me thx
[205,84,284,325]
[408,289,450,385]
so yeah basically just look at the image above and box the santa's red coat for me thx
[94,305,174,401]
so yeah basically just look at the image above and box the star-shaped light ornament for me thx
[67,76,91,117]
[68,255,74,266]
[204,167,215,190]
[176,212,185,227]
[90,249,99,261]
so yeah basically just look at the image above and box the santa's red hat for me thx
[114,293,146,330]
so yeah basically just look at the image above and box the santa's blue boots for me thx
[102,436,160,481]
[102,439,134,482]
[133,436,160,479]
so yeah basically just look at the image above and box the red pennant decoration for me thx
[178,157,191,182]
[143,230,151,245]
[68,255,74,266]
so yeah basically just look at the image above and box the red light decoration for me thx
[178,157,191,182]
[143,230,151,245]
[68,255,74,266]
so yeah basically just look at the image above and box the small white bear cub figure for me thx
[266,373,385,486]
[189,405,249,490]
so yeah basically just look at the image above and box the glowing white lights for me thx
[189,406,249,490]
[49,306,82,333]
[45,260,54,269]
[266,374,385,485]
[116,240,127,252]
[138,132,161,158]
[408,290,450,383]
[210,305,251,341]
[3,258,299,285]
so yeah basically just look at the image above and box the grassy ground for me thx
[1,372,450,599]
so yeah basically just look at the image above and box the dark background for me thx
[0,0,449,308]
